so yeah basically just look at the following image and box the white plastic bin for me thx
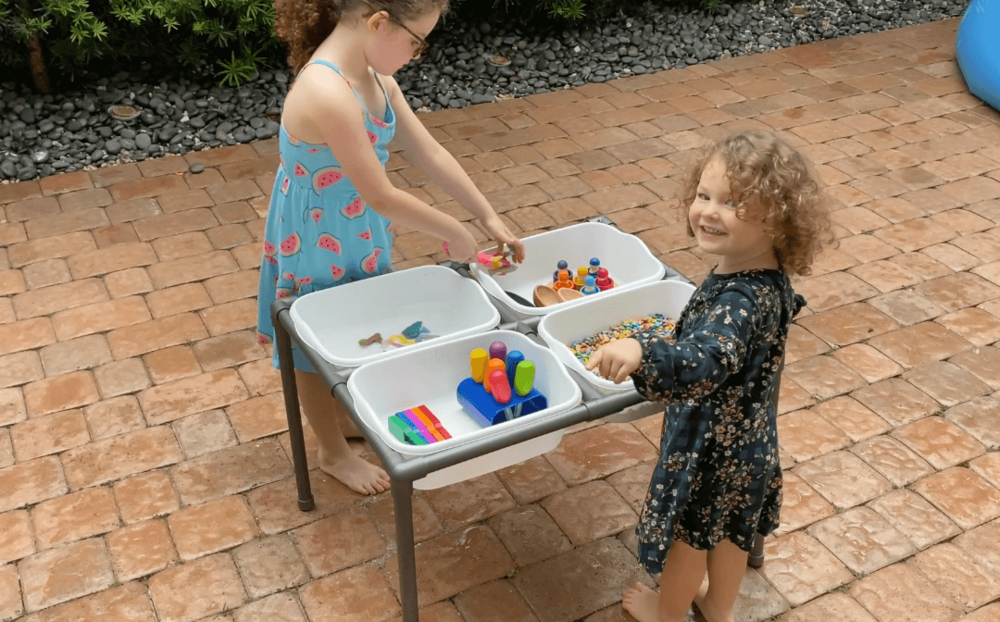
[471,222,666,319]
[290,265,501,369]
[538,280,696,395]
[347,330,583,489]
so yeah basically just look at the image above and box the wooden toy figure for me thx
[595,267,614,291]
[574,267,589,290]
[470,348,488,383]
[554,269,574,290]
[581,275,600,295]
[589,257,601,277]
[489,341,507,361]
[553,259,569,282]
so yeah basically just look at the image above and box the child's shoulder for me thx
[708,270,797,313]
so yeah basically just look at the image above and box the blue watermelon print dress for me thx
[257,60,396,372]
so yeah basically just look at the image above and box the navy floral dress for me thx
[630,269,805,573]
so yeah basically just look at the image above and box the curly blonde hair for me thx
[679,130,834,277]
[274,0,449,76]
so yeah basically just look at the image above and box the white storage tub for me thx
[538,280,696,396]
[290,265,501,369]
[347,330,582,489]
[471,222,666,319]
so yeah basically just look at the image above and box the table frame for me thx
[271,254,765,622]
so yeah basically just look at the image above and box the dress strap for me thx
[373,71,391,108]
[299,60,370,112]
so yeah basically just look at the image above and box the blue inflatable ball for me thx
[956,0,1000,112]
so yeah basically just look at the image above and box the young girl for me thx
[257,0,525,496]
[586,130,832,622]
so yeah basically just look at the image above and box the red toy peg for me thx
[489,369,512,404]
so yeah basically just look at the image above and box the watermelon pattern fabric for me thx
[257,60,396,372]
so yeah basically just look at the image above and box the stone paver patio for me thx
[2,16,1000,622]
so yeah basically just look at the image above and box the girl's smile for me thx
[689,155,778,274]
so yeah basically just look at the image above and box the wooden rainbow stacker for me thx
[388,406,453,446]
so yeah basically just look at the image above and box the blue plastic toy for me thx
[457,376,547,427]
[956,0,1000,112]
[505,350,525,387]
[458,343,547,427]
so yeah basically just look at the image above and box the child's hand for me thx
[585,338,643,384]
[443,227,478,263]
[482,215,526,263]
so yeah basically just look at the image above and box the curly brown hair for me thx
[274,0,449,75]
[679,130,834,277]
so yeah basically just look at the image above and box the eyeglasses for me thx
[390,14,429,59]
[364,1,429,59]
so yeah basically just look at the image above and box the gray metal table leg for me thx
[749,533,765,568]
[392,477,419,622]
[272,300,315,512]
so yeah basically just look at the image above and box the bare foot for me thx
[623,583,660,622]
[693,578,729,622]
[318,446,391,495]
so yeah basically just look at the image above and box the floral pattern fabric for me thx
[630,269,805,573]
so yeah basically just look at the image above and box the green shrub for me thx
[1,0,705,89]
[453,0,652,25]
[0,0,281,87]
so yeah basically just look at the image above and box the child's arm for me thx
[385,78,526,263]
[631,287,760,403]
[587,286,760,400]
[301,74,478,262]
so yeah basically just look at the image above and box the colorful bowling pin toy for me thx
[505,350,525,387]
[595,267,614,291]
[514,361,535,396]
[489,341,507,361]
[484,358,505,394]
[553,259,569,282]
[489,369,512,404]
[470,348,488,383]
[574,267,588,290]
[554,269,574,290]
[581,276,599,295]
[589,257,601,277]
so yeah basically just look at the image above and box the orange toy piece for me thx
[484,358,505,394]
[553,269,574,290]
